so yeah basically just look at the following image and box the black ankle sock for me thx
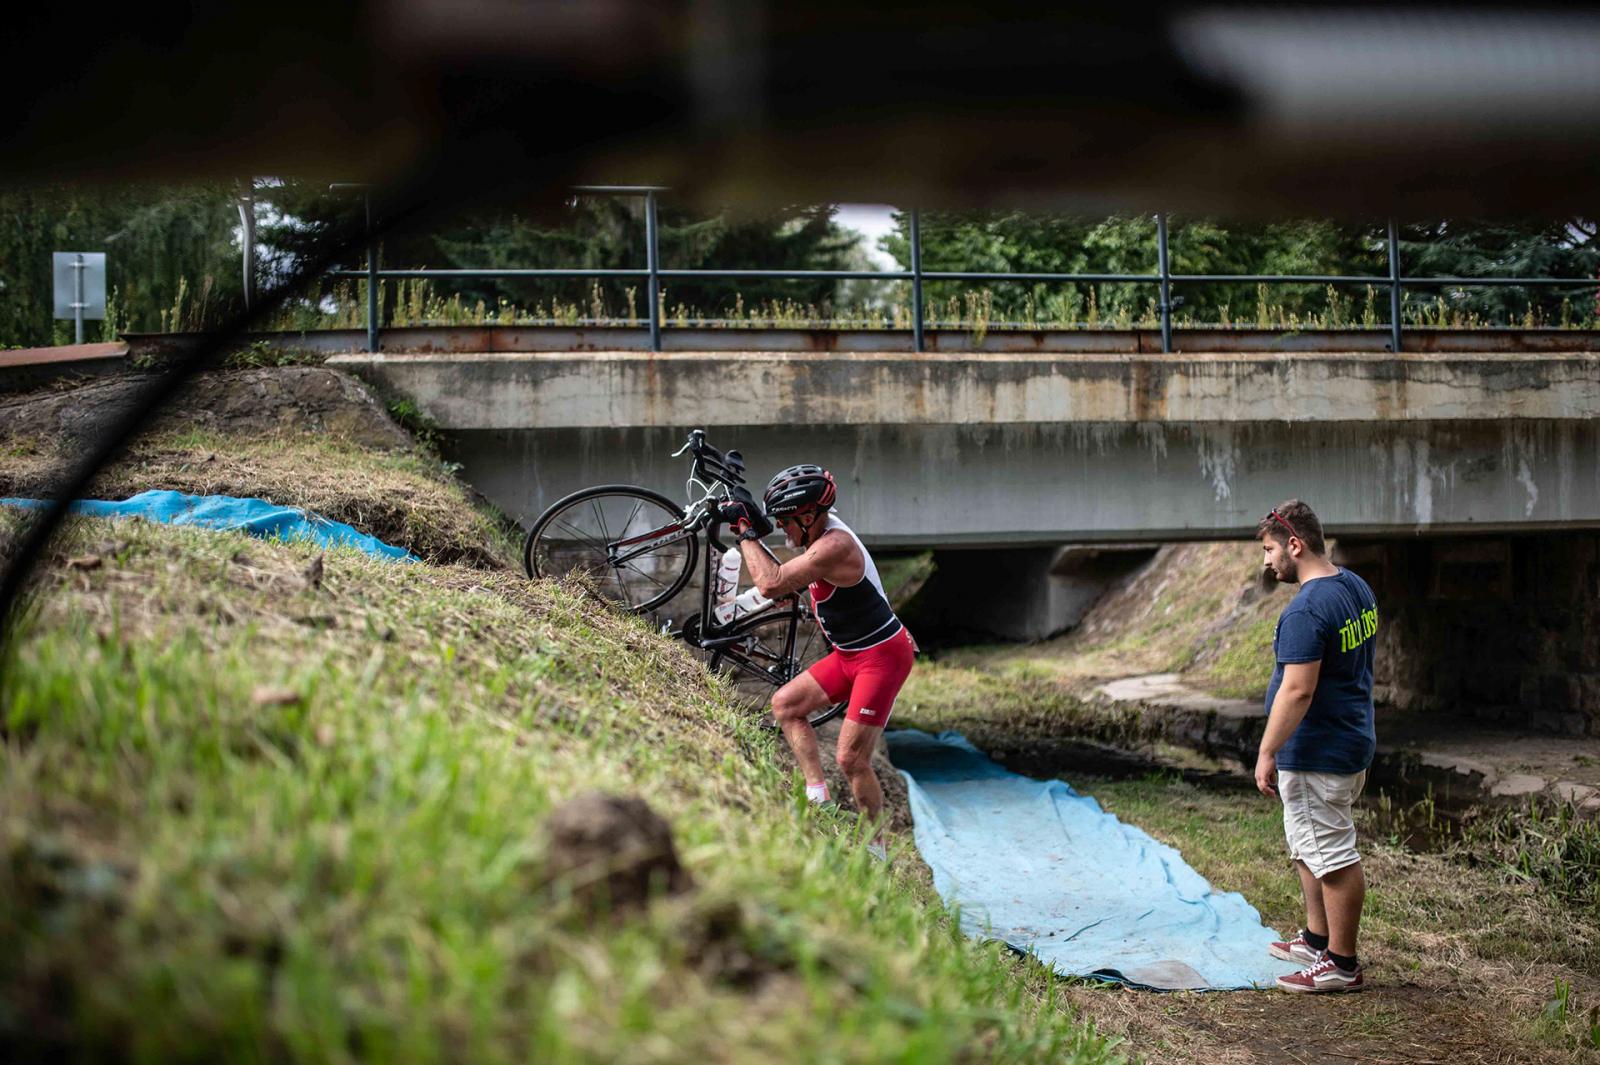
[1327,950,1359,972]
[1301,929,1329,952]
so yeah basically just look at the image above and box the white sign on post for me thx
[52,251,107,344]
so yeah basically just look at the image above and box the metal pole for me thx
[910,208,925,352]
[72,253,85,344]
[237,179,255,311]
[365,192,378,354]
[645,190,662,352]
[1386,220,1403,354]
[1156,214,1173,353]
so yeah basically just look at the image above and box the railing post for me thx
[1156,213,1173,354]
[645,190,662,352]
[72,253,85,344]
[1386,219,1403,354]
[910,208,925,352]
[365,190,379,354]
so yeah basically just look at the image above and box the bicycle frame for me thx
[651,430,806,672]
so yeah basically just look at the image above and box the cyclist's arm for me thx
[740,530,862,600]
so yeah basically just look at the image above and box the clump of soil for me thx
[542,791,693,911]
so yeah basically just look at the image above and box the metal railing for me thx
[329,186,1599,355]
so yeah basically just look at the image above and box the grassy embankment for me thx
[0,395,1122,1063]
[896,543,1281,764]
[893,545,1600,1061]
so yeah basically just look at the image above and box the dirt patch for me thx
[1062,979,1563,1065]
[0,366,410,451]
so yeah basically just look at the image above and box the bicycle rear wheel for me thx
[707,607,846,728]
[524,485,698,613]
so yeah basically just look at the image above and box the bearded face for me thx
[1261,535,1300,583]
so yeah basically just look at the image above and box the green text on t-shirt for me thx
[1338,605,1378,653]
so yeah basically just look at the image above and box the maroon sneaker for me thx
[1268,933,1325,966]
[1276,956,1365,993]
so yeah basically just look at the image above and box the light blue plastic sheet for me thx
[2,490,416,562]
[888,728,1302,991]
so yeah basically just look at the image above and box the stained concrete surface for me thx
[335,349,1600,544]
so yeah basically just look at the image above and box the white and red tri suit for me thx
[804,514,916,727]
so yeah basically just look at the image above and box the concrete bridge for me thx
[334,346,1600,726]
[331,348,1600,546]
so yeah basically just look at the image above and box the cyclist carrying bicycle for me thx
[719,464,916,845]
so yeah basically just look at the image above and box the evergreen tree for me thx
[880,211,1597,328]
[1397,220,1599,326]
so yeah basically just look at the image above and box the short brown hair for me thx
[1256,499,1326,554]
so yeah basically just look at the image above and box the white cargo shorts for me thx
[1279,768,1367,879]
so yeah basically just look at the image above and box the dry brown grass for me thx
[1,428,515,569]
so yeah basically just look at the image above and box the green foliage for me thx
[386,397,444,455]
[259,186,863,329]
[1195,613,1278,699]
[1460,798,1600,914]
[7,182,1596,346]
[880,210,1600,330]
[1399,220,1600,326]
[1532,977,1600,1049]
[219,340,325,370]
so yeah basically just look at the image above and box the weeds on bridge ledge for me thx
[134,273,1600,337]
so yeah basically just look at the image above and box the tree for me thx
[0,183,245,346]
[1397,220,1599,326]
[879,211,1597,328]
[256,186,863,324]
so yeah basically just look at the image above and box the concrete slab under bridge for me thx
[331,349,1600,545]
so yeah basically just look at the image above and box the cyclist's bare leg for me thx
[771,672,833,789]
[836,720,884,830]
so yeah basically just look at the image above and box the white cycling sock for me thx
[806,781,830,803]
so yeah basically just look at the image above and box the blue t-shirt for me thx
[1265,568,1379,774]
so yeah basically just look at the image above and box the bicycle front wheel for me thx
[524,485,699,613]
[707,607,846,728]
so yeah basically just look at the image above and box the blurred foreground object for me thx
[5,3,1600,218]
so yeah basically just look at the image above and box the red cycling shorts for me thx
[806,626,916,728]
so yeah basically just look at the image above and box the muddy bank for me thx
[0,366,410,453]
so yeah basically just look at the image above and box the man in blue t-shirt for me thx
[1254,499,1378,994]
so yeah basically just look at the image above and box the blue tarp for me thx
[888,728,1302,991]
[2,490,416,562]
